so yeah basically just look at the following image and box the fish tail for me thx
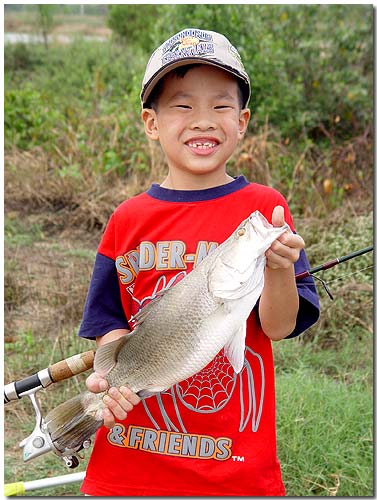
[45,391,104,452]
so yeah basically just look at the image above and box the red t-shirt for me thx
[79,176,319,496]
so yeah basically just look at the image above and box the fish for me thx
[45,210,289,453]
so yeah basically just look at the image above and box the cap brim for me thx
[141,57,250,107]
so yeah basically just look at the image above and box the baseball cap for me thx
[141,28,251,108]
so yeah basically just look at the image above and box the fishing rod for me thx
[295,245,373,280]
[5,246,372,405]
[7,246,373,402]
[4,350,95,469]
[4,245,373,470]
[5,471,86,497]
[295,245,373,300]
[4,350,95,404]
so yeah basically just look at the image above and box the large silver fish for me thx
[45,211,289,452]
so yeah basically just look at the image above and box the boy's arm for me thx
[86,328,141,428]
[258,206,305,341]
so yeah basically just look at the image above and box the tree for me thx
[36,5,55,49]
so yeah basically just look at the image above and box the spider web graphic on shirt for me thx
[175,350,237,413]
[142,347,265,434]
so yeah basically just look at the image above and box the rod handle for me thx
[49,350,95,382]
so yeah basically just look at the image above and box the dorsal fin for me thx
[94,335,131,376]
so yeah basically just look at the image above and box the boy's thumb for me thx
[271,205,285,227]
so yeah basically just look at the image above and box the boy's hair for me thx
[144,64,246,111]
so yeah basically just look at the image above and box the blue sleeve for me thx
[77,253,130,340]
[286,248,320,338]
[254,248,320,338]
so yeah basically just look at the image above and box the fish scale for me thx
[45,211,289,452]
[107,263,222,393]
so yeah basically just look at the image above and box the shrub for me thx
[110,4,373,139]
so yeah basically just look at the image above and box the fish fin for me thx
[130,293,166,327]
[224,322,247,373]
[45,392,103,452]
[94,335,131,376]
[137,386,168,399]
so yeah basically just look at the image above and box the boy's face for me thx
[142,65,250,184]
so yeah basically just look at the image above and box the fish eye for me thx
[237,228,246,237]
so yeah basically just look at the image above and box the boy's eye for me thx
[214,105,232,110]
[175,105,192,109]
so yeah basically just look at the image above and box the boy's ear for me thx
[141,108,159,141]
[238,108,251,139]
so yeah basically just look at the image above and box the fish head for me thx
[208,211,289,299]
[217,217,256,274]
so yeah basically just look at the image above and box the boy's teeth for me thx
[189,142,216,149]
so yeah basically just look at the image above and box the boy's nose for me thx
[189,111,217,131]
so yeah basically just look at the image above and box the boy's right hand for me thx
[86,328,141,428]
[86,372,141,428]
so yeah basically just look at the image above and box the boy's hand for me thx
[86,372,141,429]
[266,205,305,269]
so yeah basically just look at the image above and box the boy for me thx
[78,29,319,496]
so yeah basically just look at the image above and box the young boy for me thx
[78,28,320,496]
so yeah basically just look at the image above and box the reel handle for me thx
[4,350,95,404]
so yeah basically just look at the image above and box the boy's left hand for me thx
[265,205,305,270]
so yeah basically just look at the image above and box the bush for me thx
[4,85,64,149]
[110,4,373,139]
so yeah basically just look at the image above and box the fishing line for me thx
[322,265,374,285]
[295,264,373,301]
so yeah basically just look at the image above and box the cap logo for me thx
[178,36,199,49]
[161,29,215,65]
[229,44,245,70]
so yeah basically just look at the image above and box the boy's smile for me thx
[142,65,250,189]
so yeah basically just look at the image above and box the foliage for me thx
[107,4,165,51]
[5,39,147,176]
[110,4,373,139]
[4,84,64,149]
[4,41,42,72]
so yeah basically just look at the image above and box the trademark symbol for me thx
[232,455,245,462]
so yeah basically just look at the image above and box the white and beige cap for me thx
[141,28,251,108]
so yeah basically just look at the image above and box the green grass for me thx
[5,216,44,247]
[273,327,373,496]
[276,368,373,496]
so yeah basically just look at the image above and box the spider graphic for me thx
[141,346,265,434]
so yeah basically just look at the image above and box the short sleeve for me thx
[286,248,320,338]
[78,252,130,340]
[253,248,320,338]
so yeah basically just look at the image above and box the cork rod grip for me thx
[48,350,95,382]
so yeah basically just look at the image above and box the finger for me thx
[102,386,140,422]
[266,251,294,270]
[108,387,135,412]
[86,372,109,393]
[103,393,129,422]
[269,240,302,262]
[102,407,116,429]
[271,205,285,228]
[277,232,305,250]
[119,386,141,406]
